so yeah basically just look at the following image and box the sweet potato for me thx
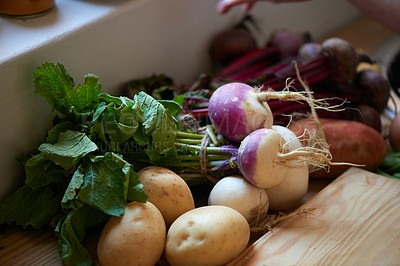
[288,118,388,179]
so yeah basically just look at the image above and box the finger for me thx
[243,2,256,12]
[217,0,249,14]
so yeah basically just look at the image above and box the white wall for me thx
[0,0,360,199]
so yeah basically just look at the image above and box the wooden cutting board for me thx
[228,167,400,266]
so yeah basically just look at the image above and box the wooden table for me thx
[229,168,400,265]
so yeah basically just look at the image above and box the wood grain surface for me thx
[0,224,101,265]
[0,226,62,265]
[228,167,400,266]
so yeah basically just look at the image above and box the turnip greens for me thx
[0,62,187,265]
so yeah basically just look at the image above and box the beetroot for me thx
[298,42,322,61]
[267,29,305,58]
[209,27,258,66]
[355,69,391,113]
[320,37,359,83]
[350,104,382,132]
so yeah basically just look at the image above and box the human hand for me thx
[217,0,310,14]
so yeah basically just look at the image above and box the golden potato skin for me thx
[138,166,195,226]
[97,201,166,266]
[165,206,250,266]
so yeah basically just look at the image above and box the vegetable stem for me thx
[174,142,237,155]
[167,160,231,168]
[277,147,363,169]
[206,125,219,146]
[176,131,204,139]
[175,138,203,145]
[175,154,229,161]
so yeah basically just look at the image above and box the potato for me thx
[97,201,166,266]
[165,205,250,266]
[208,175,269,224]
[288,118,388,178]
[137,166,195,226]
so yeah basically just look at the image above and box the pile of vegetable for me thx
[0,61,334,265]
[0,21,399,265]
[127,24,392,178]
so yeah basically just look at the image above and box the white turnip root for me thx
[208,175,269,224]
[238,128,289,188]
[265,126,309,211]
[237,127,340,189]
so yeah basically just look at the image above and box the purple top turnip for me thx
[208,82,273,143]
[237,127,345,189]
[238,128,289,188]
[208,81,340,143]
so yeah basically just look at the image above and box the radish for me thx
[237,127,335,189]
[265,125,309,211]
[208,175,269,225]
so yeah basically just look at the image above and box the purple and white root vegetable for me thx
[237,127,339,189]
[208,81,344,143]
[208,82,273,143]
[237,128,289,188]
[265,125,309,211]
